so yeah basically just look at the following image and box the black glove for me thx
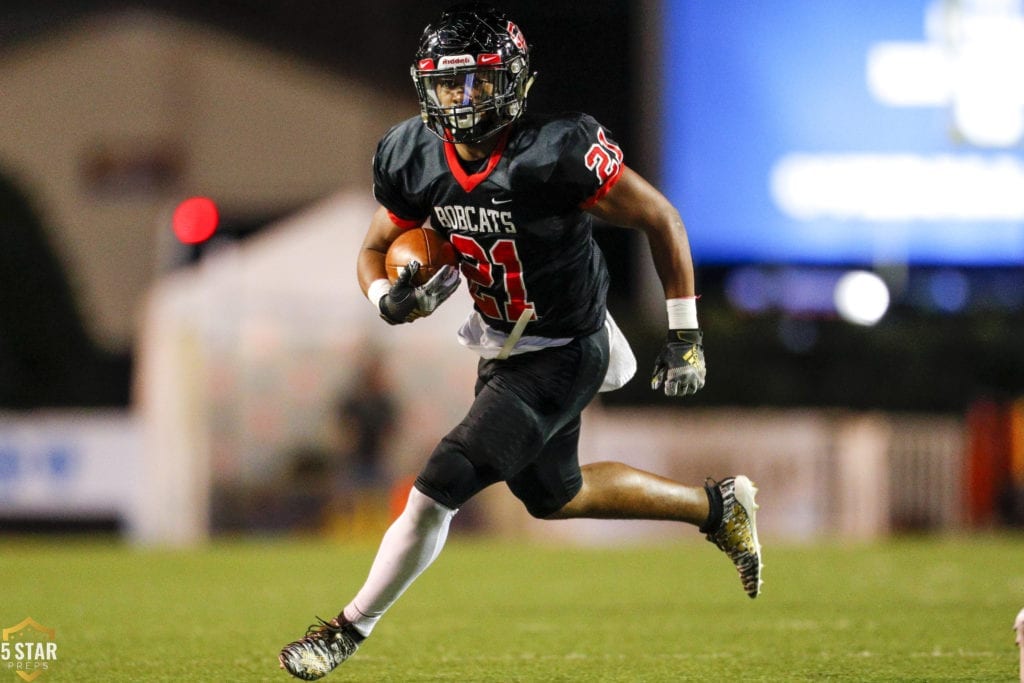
[650,329,706,397]
[378,261,419,324]
[378,261,460,325]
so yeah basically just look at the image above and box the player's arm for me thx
[358,206,459,324]
[358,206,406,298]
[585,165,706,396]
[586,166,695,298]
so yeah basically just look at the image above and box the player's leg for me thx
[516,426,763,598]
[416,327,609,513]
[546,460,709,525]
[499,324,762,597]
[335,333,611,627]
[279,350,558,680]
[340,487,456,637]
[280,485,464,680]
[541,454,762,597]
[506,413,708,525]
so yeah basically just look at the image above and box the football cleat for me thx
[702,475,763,598]
[279,614,363,680]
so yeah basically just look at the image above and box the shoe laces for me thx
[304,617,344,639]
[284,616,358,662]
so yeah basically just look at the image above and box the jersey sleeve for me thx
[548,114,625,209]
[372,123,429,227]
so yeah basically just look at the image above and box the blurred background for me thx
[1,0,1021,544]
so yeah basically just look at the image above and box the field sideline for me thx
[0,534,1020,681]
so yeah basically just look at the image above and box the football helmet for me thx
[412,4,534,144]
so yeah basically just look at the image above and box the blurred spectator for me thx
[336,352,398,487]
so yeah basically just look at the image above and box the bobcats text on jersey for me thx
[432,205,517,234]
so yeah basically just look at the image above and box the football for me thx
[385,227,458,286]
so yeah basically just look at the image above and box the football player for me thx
[280,4,762,679]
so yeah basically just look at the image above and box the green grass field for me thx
[1,534,1021,681]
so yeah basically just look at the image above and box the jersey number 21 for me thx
[450,234,535,323]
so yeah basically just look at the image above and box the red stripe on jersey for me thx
[443,129,510,193]
[387,211,424,230]
[579,163,625,209]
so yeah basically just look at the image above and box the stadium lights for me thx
[834,270,891,326]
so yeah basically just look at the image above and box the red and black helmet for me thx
[412,4,534,144]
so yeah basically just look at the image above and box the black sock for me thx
[699,480,723,534]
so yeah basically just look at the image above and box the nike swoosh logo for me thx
[491,198,513,205]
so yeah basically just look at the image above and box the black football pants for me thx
[415,324,609,518]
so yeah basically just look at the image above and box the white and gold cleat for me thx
[702,475,763,598]
[279,615,363,680]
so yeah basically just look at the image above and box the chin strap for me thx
[523,72,536,97]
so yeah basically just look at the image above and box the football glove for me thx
[378,261,460,325]
[650,329,706,397]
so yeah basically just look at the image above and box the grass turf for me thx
[0,534,1020,681]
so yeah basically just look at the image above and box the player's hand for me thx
[378,262,460,324]
[650,329,706,397]
[412,264,460,317]
[378,261,420,324]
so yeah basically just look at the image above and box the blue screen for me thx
[661,1,1024,265]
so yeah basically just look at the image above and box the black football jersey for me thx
[372,112,624,338]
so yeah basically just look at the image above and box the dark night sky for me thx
[0,1,639,154]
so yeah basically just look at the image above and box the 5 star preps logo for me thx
[1,619,57,682]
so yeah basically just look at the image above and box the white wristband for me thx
[367,278,392,307]
[666,297,699,329]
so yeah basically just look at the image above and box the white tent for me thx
[133,192,476,544]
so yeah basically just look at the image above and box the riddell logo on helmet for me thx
[438,55,474,68]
